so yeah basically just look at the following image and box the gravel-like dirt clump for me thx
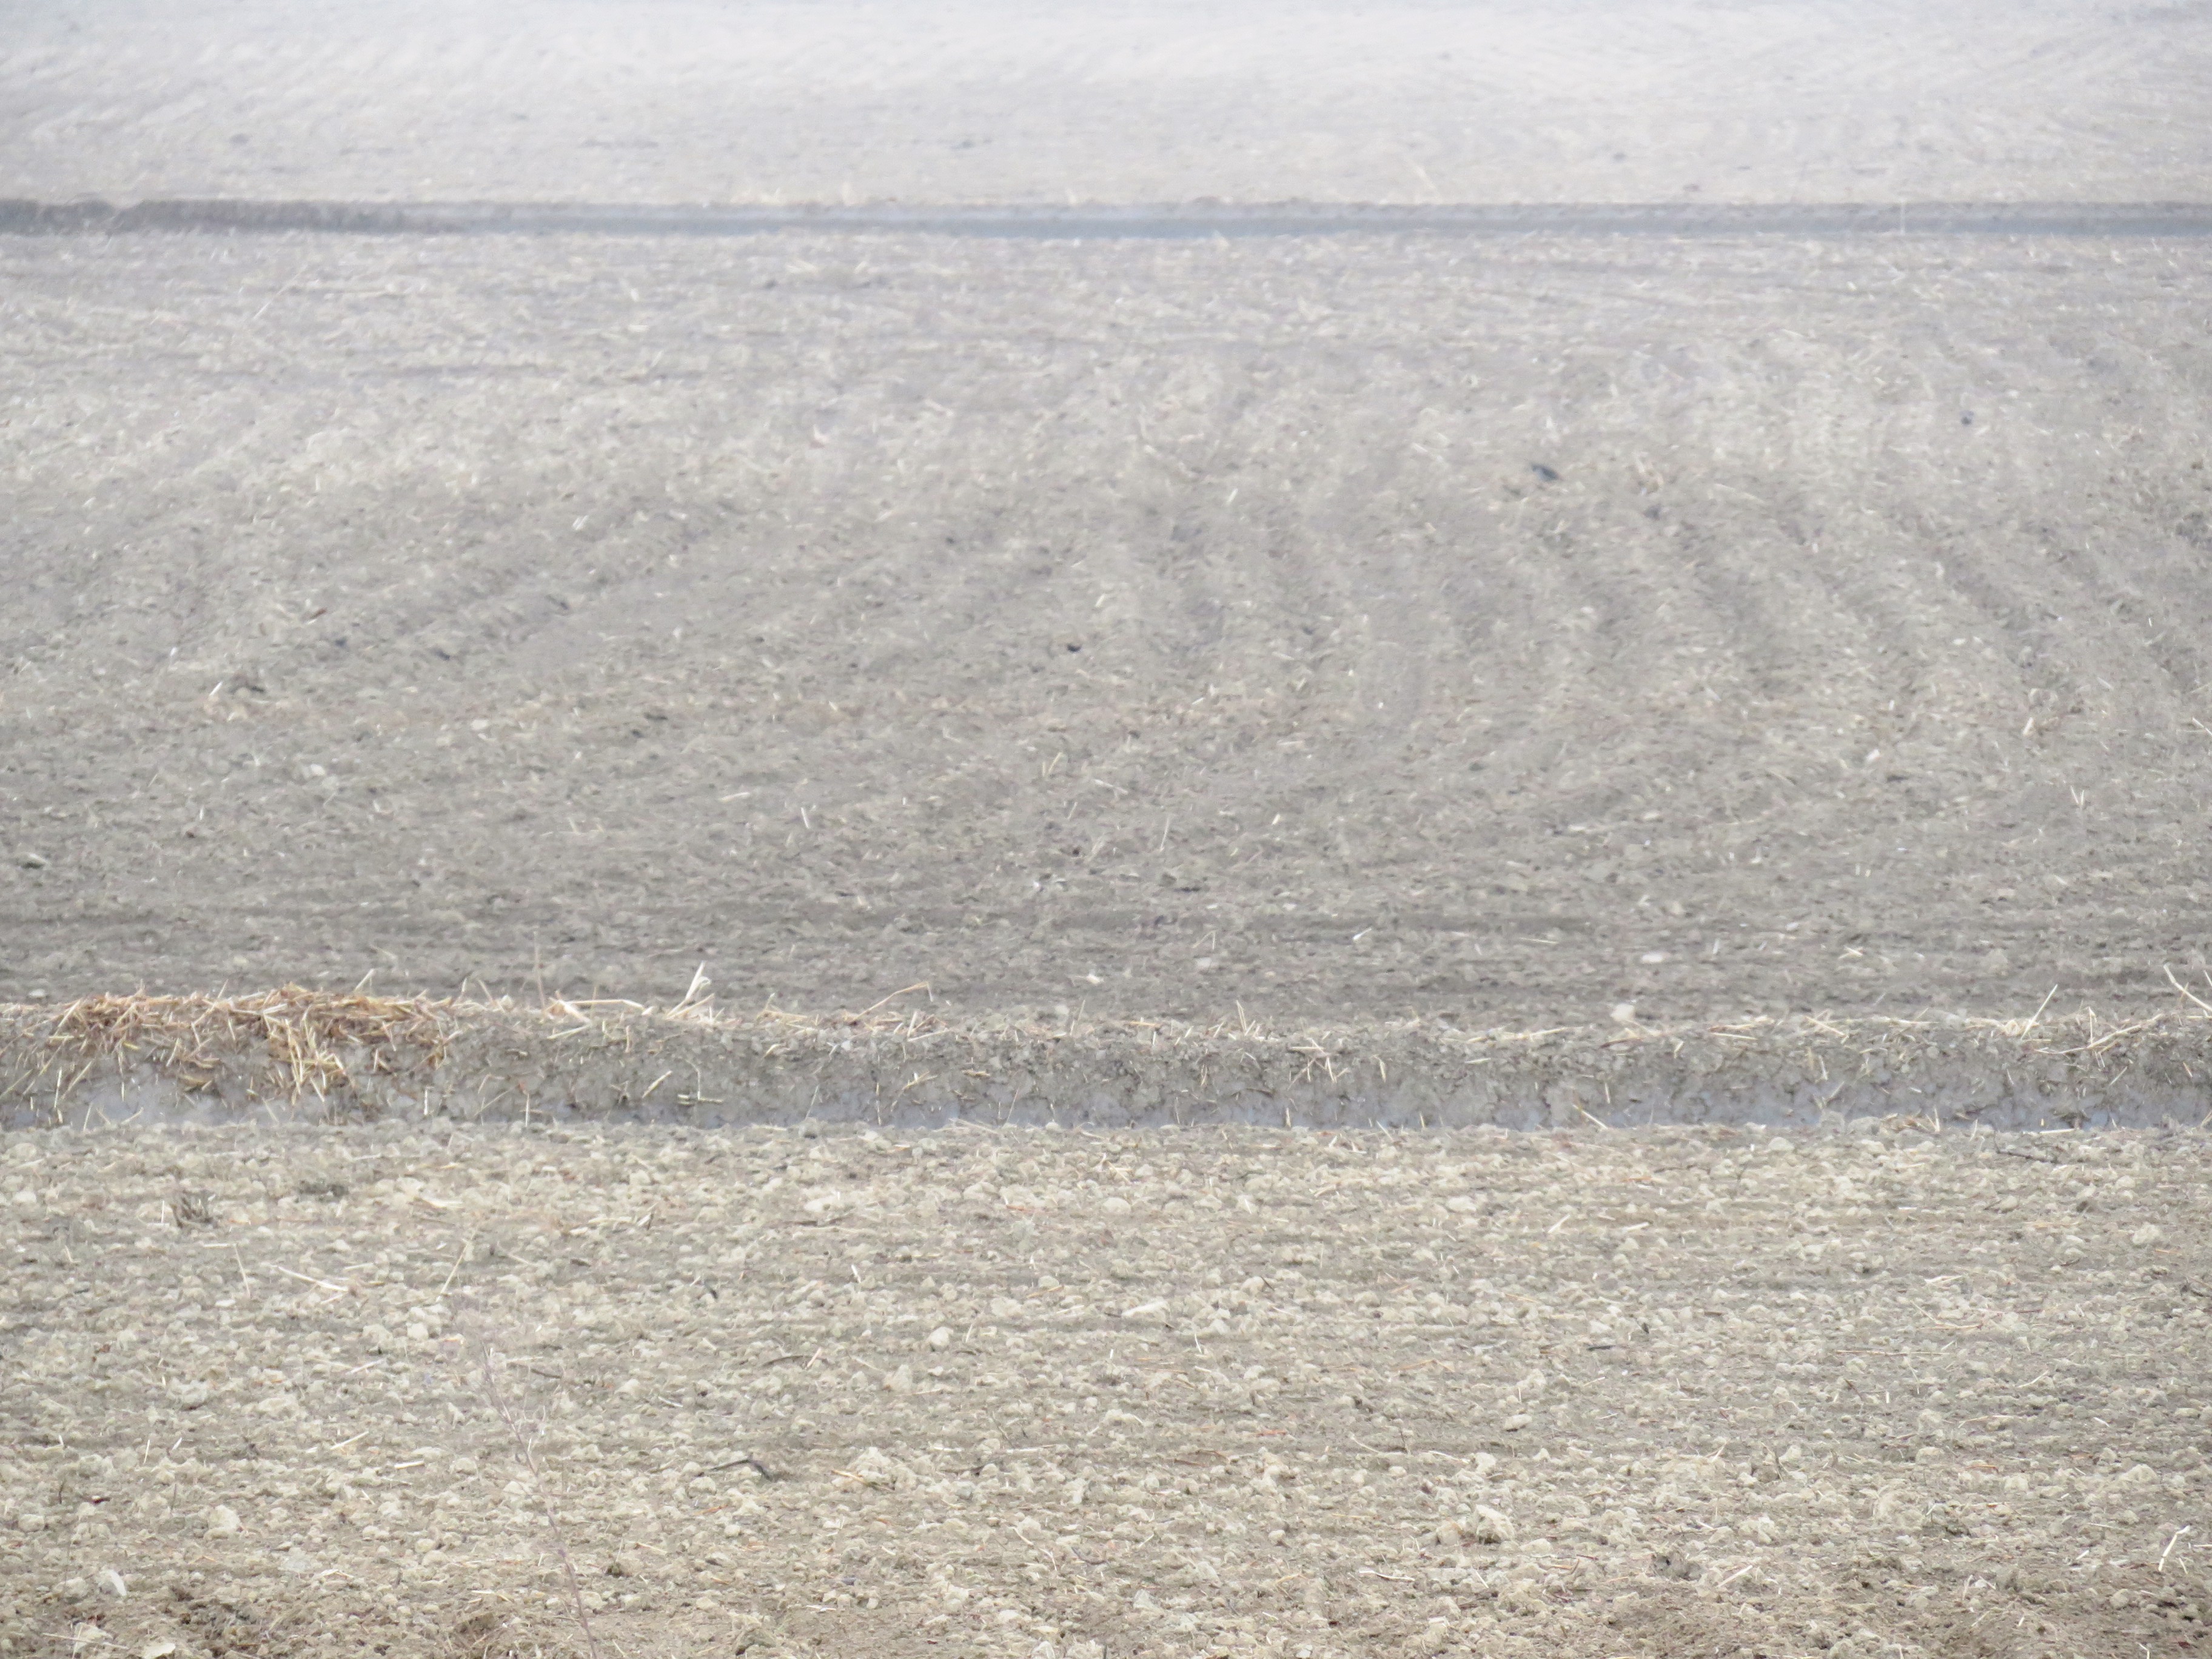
[4,1120,2208,1658]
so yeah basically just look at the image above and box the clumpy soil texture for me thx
[5,230,2212,1026]
[4,1121,2210,1658]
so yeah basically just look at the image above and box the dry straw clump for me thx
[4,974,2211,1130]
[36,986,453,1099]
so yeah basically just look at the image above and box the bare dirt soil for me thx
[4,1120,2211,1659]
[7,0,2210,209]
[4,228,2211,1026]
[7,10,2212,1654]
[6,0,2211,1030]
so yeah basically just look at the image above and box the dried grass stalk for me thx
[46,987,452,1099]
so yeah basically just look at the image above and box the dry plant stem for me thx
[42,987,453,1099]
[2167,964,2212,1017]
[471,1335,604,1659]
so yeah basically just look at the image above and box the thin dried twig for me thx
[2166,964,2212,1017]
[468,1334,604,1659]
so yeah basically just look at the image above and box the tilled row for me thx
[2,1119,2208,1658]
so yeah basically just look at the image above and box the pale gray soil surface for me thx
[3,230,2210,1024]
[6,0,2210,209]
[8,11,2212,1659]
[4,1121,2211,1659]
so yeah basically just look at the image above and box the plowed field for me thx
[6,7,2212,1657]
[5,1120,2211,1659]
[4,229,2211,1024]
[8,0,2212,208]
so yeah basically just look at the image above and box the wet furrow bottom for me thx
[2,1119,2208,1659]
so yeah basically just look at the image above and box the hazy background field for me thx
[7,0,2211,207]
